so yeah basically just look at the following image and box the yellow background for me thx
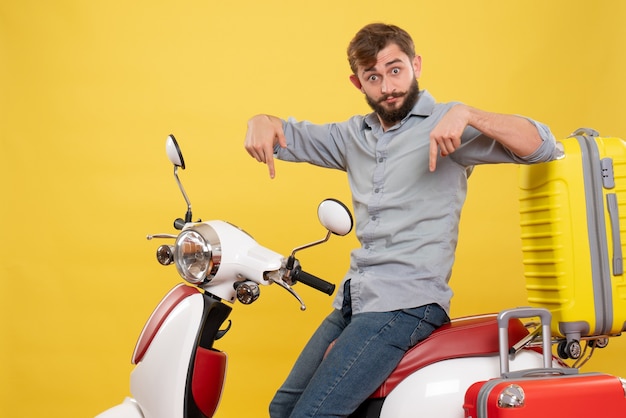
[2,1,626,417]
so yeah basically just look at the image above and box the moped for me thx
[97,135,624,418]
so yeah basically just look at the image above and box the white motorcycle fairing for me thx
[98,284,231,418]
[177,220,284,303]
[131,287,205,417]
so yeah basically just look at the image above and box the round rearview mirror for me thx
[318,199,353,236]
[166,134,185,169]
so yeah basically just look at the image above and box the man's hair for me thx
[347,23,416,75]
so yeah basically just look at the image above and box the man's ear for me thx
[413,55,422,79]
[349,74,363,91]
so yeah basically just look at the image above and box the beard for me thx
[365,79,420,126]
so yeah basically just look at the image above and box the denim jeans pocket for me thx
[404,303,450,347]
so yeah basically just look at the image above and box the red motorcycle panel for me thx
[192,347,228,418]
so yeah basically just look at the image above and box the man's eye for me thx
[368,75,379,82]
[392,68,400,75]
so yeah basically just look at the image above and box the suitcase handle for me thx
[607,193,624,275]
[570,127,599,138]
[497,307,553,374]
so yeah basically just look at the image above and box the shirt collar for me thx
[364,90,436,129]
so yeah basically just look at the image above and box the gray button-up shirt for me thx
[276,90,557,315]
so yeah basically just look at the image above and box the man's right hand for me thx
[244,114,287,179]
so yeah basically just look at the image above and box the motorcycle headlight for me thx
[174,224,220,284]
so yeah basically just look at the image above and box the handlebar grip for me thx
[295,270,336,295]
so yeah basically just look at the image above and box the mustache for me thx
[378,91,406,103]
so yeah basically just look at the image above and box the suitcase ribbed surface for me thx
[519,132,626,338]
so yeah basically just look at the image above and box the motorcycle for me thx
[97,135,622,418]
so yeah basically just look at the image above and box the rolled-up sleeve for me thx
[519,118,560,163]
[452,118,561,166]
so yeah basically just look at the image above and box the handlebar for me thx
[293,268,336,295]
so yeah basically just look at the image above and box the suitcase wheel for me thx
[557,339,582,359]
[589,337,609,349]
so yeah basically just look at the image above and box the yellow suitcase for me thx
[519,128,626,359]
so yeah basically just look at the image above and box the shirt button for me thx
[374,188,380,193]
[371,216,377,221]
[378,157,384,163]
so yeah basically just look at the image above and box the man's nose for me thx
[380,78,393,94]
[380,77,388,93]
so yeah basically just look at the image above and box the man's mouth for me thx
[379,92,405,104]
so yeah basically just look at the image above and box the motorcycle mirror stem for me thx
[166,134,194,229]
[286,198,354,269]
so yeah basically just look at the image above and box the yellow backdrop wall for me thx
[2,1,626,417]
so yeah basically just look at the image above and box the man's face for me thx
[351,43,422,128]
[365,78,419,127]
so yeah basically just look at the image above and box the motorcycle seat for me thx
[368,313,530,398]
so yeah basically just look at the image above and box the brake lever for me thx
[266,270,306,311]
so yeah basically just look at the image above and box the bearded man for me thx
[244,23,559,418]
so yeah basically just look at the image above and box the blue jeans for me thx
[269,283,449,418]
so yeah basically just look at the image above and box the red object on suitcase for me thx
[463,307,626,417]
